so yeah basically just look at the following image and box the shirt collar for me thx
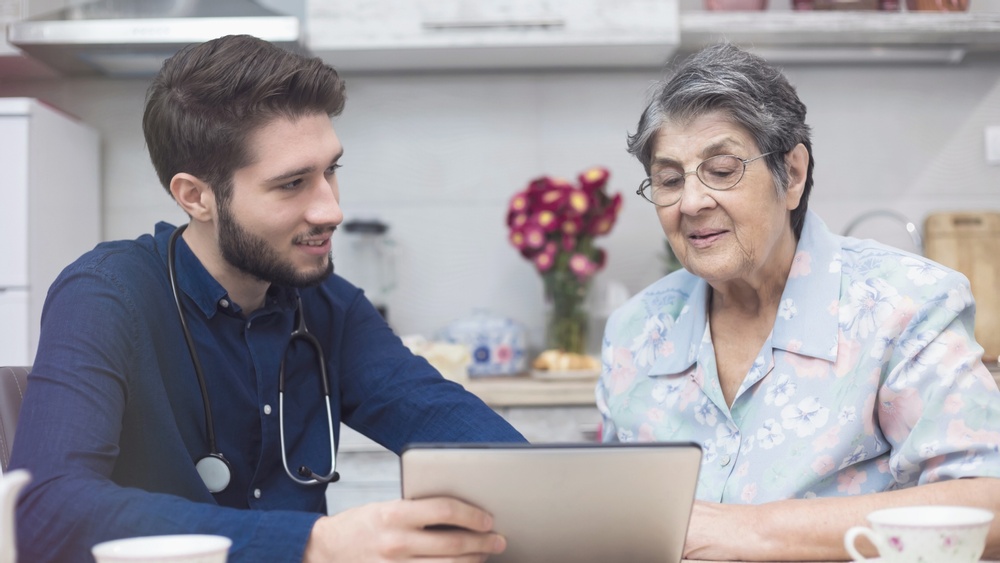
[648,274,710,376]
[647,209,841,376]
[155,222,299,319]
[770,210,841,362]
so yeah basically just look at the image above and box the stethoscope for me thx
[167,225,339,493]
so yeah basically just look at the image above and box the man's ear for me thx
[784,143,809,211]
[169,173,215,222]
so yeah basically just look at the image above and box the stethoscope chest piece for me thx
[196,453,232,494]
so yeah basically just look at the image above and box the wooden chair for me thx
[0,367,30,473]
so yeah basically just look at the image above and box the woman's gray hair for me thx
[627,43,814,239]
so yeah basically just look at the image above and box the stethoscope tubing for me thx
[279,300,339,485]
[168,225,223,460]
[167,224,338,492]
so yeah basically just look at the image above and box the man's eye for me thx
[280,178,303,190]
[325,163,342,176]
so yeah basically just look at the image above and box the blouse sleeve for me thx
[877,270,1000,485]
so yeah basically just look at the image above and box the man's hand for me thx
[303,497,507,562]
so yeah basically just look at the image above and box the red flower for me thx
[566,189,591,216]
[506,166,620,284]
[528,177,554,193]
[569,253,597,278]
[509,212,529,230]
[509,228,527,250]
[578,167,609,193]
[534,242,558,272]
[508,191,529,214]
[587,193,622,236]
[535,209,560,233]
[523,224,546,250]
[536,186,569,212]
[560,217,582,236]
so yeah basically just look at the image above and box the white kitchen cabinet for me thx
[0,97,100,366]
[308,0,680,71]
[0,0,65,77]
[679,10,1000,63]
[307,1,1000,70]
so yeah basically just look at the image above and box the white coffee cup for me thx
[844,505,994,563]
[91,534,231,563]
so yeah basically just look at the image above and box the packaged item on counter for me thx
[793,0,880,9]
[401,335,472,384]
[437,310,527,377]
[704,0,768,10]
[905,0,968,11]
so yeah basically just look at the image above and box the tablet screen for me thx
[401,442,701,563]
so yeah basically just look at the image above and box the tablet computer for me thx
[400,442,702,563]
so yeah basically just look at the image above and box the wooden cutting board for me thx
[924,212,1000,362]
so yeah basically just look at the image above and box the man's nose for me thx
[307,177,343,227]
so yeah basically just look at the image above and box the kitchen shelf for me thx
[679,11,1000,62]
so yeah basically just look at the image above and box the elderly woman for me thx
[598,42,1000,560]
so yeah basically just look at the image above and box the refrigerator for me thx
[0,98,100,366]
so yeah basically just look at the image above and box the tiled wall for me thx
[2,54,999,352]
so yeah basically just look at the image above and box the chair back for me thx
[0,367,30,473]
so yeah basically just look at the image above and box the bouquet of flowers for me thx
[506,167,622,355]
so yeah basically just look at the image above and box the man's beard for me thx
[217,201,334,289]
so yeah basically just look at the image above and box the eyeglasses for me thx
[636,152,776,207]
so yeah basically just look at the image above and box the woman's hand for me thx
[682,479,1000,561]
[303,497,507,562]
[683,500,775,561]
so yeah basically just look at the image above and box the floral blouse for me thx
[597,210,1000,503]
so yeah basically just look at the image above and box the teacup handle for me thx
[844,526,887,562]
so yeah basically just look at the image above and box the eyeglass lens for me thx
[643,155,747,206]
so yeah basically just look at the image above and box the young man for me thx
[10,34,523,562]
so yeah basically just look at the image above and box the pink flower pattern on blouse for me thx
[597,211,1000,503]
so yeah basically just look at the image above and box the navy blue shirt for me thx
[10,222,525,562]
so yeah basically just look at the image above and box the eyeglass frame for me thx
[636,151,779,207]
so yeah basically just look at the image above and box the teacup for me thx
[91,534,231,563]
[844,505,994,563]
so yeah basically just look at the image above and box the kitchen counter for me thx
[463,375,598,407]
[463,361,1000,407]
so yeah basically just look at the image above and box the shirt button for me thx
[219,298,229,309]
[253,488,262,499]
[720,455,732,467]
[263,404,272,415]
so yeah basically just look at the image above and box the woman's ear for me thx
[784,143,809,211]
[169,173,216,223]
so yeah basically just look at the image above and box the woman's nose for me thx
[676,175,716,215]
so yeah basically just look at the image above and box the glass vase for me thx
[543,270,590,355]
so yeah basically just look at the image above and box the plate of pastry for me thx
[530,350,601,381]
